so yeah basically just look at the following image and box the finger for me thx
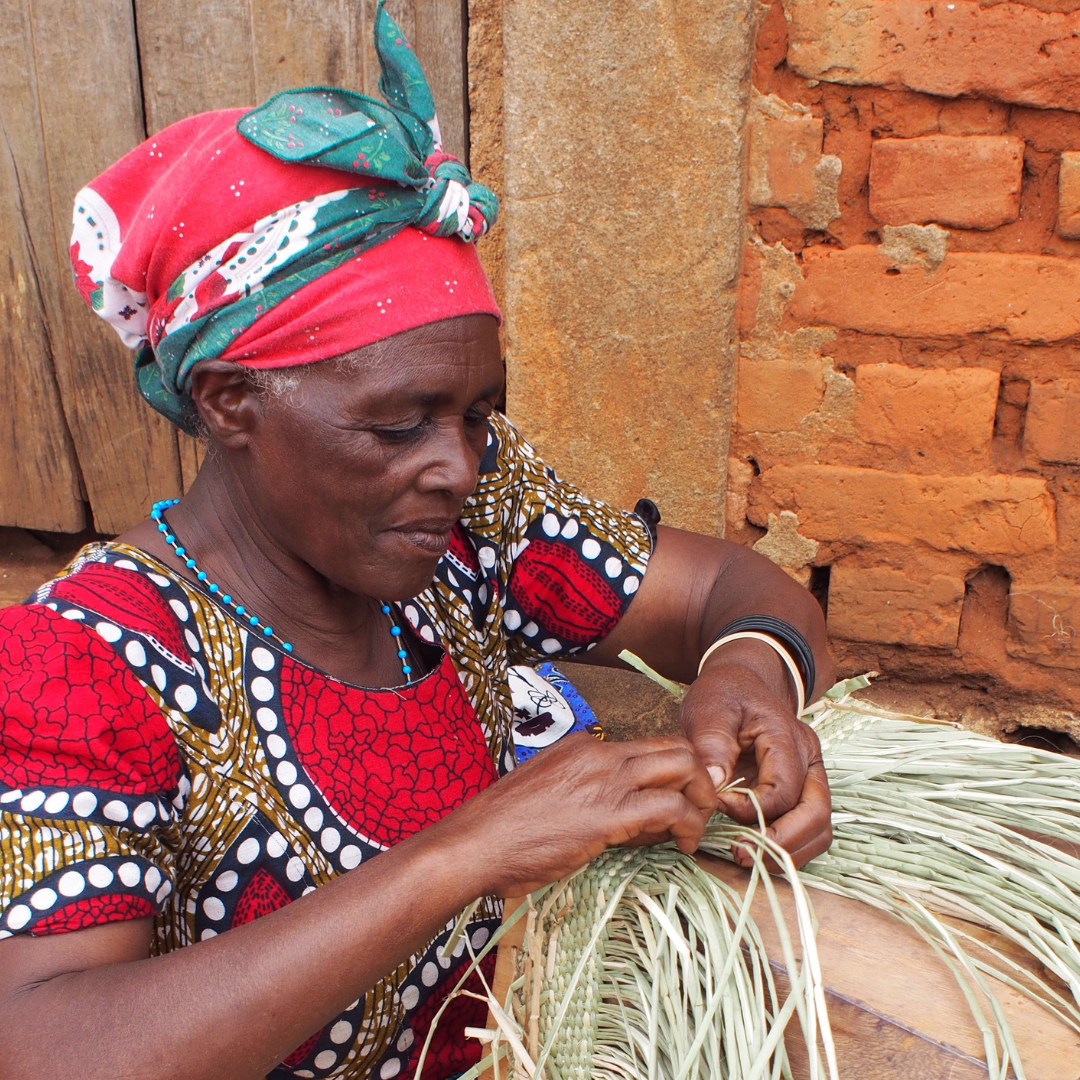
[684,721,742,791]
[622,789,709,855]
[716,724,804,823]
[764,762,831,857]
[621,745,715,811]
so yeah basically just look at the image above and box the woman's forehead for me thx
[305,314,504,406]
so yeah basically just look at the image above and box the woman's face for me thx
[215,313,504,600]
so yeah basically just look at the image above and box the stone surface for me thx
[869,135,1024,230]
[877,224,950,271]
[788,247,1080,342]
[748,92,841,229]
[829,564,966,648]
[467,0,506,309]
[501,0,758,534]
[855,364,999,462]
[752,466,1056,555]
[752,510,819,569]
[736,356,825,431]
[1026,378,1080,464]
[784,0,1080,111]
[1058,152,1080,240]
[1008,583,1080,670]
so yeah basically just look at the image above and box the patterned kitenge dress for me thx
[0,414,652,1080]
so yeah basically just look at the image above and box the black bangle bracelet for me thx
[709,615,816,698]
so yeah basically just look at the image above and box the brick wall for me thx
[728,0,1080,722]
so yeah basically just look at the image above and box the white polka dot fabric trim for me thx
[0,855,173,936]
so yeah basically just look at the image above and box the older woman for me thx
[0,8,831,1080]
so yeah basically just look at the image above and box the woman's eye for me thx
[373,419,427,443]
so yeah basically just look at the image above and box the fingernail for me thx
[707,765,726,790]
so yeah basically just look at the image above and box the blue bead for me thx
[165,534,174,543]
[398,649,407,659]
[175,547,185,557]
[283,643,293,652]
[382,604,391,614]
[222,595,231,605]
[197,571,207,581]
[209,583,218,593]
[151,509,161,520]
[263,626,273,636]
[235,606,245,615]
[402,665,412,675]
[186,559,196,569]
[390,626,402,636]
[249,616,259,626]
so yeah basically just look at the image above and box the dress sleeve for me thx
[0,603,181,938]
[461,412,654,665]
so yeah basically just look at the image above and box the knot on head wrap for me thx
[68,0,500,434]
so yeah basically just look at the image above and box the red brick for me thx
[737,357,825,432]
[855,364,999,462]
[1058,152,1080,239]
[1008,582,1080,669]
[752,465,1056,554]
[829,564,966,648]
[748,103,840,229]
[788,247,1080,342]
[1026,378,1080,464]
[937,99,1009,136]
[1009,107,1080,153]
[785,0,1080,112]
[869,135,1023,230]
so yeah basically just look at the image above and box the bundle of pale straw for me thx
[418,673,1080,1080]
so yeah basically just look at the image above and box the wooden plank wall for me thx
[0,0,467,535]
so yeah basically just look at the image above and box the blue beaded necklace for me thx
[151,499,412,683]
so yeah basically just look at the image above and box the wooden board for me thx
[136,0,257,133]
[485,859,1080,1080]
[0,1,85,532]
[11,0,184,534]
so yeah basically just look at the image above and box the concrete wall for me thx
[469,0,758,534]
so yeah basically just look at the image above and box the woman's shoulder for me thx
[0,547,185,799]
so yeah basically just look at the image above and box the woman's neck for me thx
[119,455,411,687]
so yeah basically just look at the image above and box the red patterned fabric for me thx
[405,953,496,1079]
[280,652,496,848]
[50,563,190,660]
[33,894,156,934]
[509,539,623,644]
[231,867,293,928]
[0,605,180,793]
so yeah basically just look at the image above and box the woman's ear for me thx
[189,361,262,448]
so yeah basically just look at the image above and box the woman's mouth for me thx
[392,523,454,557]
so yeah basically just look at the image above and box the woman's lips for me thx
[391,523,454,556]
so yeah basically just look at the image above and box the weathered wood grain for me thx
[250,0,369,103]
[0,1,85,532]
[136,0,256,132]
[16,0,183,534]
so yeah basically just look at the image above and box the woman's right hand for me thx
[453,732,719,897]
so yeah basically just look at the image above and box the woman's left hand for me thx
[679,649,831,870]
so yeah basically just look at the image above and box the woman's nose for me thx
[417,418,481,498]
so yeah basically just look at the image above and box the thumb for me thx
[687,724,741,792]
